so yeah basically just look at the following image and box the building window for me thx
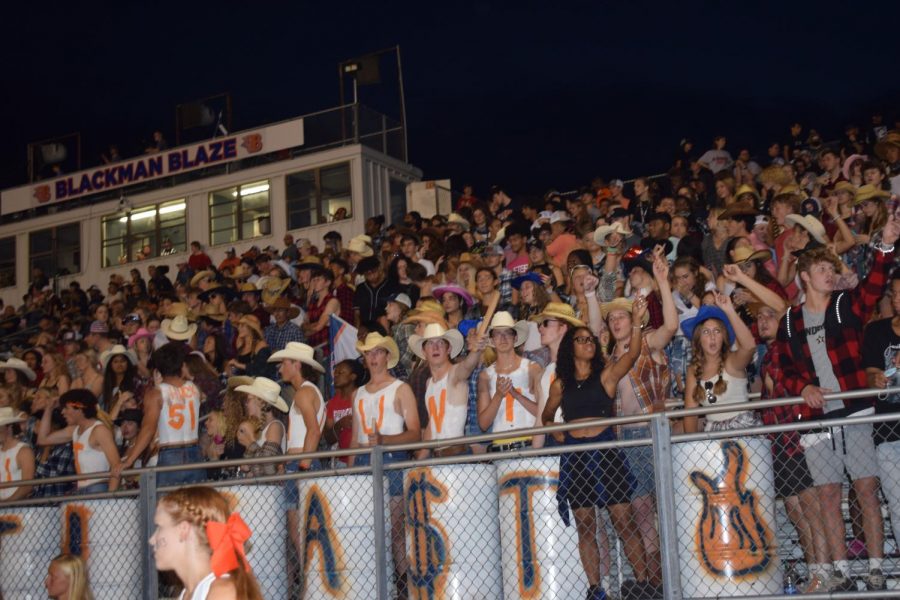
[0,237,15,288]
[209,180,271,246]
[285,162,351,230]
[30,223,80,278]
[101,199,186,267]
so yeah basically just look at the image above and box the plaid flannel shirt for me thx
[759,342,821,456]
[264,321,305,353]
[33,443,76,497]
[614,334,670,435]
[775,248,892,414]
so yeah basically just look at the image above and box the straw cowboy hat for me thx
[226,375,254,391]
[0,406,25,428]
[408,323,465,361]
[402,299,449,328]
[728,247,772,265]
[355,333,400,369]
[759,165,792,188]
[0,357,36,382]
[347,236,374,257]
[432,284,475,309]
[854,184,891,205]
[268,342,325,373]
[198,303,227,322]
[832,181,857,196]
[235,377,289,413]
[265,297,301,320]
[238,315,265,339]
[599,297,650,326]
[160,315,198,341]
[232,263,254,280]
[260,277,291,306]
[238,282,262,295]
[529,302,586,328]
[486,311,530,347]
[447,213,470,231]
[735,184,761,202]
[189,270,216,288]
[593,221,632,246]
[198,284,237,304]
[99,345,137,370]
[164,302,196,320]
[874,131,900,161]
[784,214,827,244]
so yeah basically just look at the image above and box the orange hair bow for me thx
[205,513,252,577]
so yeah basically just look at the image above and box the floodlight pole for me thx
[396,45,408,162]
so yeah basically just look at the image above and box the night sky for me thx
[3,1,899,198]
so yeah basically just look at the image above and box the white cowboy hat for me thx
[347,236,374,257]
[593,221,633,246]
[549,210,571,225]
[784,213,827,244]
[355,333,401,369]
[0,406,25,428]
[99,345,137,371]
[268,342,325,373]
[235,377,288,413]
[408,323,465,361]
[271,259,295,282]
[160,315,198,341]
[447,213,470,231]
[0,357,36,382]
[486,311,530,347]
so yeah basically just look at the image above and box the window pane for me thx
[30,228,52,255]
[389,178,407,228]
[285,170,318,230]
[321,163,352,221]
[209,187,238,245]
[56,224,80,275]
[239,180,270,240]
[0,237,15,287]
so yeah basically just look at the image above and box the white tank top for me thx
[287,381,326,452]
[178,572,228,600]
[486,358,537,433]
[157,382,201,446]
[700,370,750,422]
[0,442,25,499]
[73,422,109,489]
[259,419,286,453]
[541,362,562,423]
[353,379,406,445]
[425,371,467,440]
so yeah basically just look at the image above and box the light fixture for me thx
[159,202,186,215]
[240,183,270,196]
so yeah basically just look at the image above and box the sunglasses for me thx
[704,381,716,404]
[574,336,596,345]
[539,319,560,328]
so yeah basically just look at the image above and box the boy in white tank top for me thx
[408,323,487,457]
[477,312,543,451]
[0,407,35,500]
[350,332,421,597]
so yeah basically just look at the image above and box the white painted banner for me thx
[1,118,304,215]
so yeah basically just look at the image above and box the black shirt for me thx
[862,318,900,445]
[353,278,397,323]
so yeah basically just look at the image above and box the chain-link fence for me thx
[4,392,900,599]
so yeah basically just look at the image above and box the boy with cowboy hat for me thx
[0,406,35,500]
[476,311,543,451]
[349,331,420,596]
[408,323,488,457]
[263,297,304,353]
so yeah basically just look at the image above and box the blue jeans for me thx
[355,450,409,497]
[283,458,322,510]
[156,445,205,487]
[621,425,656,500]
[77,481,108,495]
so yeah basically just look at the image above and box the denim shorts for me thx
[283,458,321,511]
[354,450,409,497]
[559,429,632,510]
[157,445,205,488]
[621,425,656,500]
[77,481,109,495]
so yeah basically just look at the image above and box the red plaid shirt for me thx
[759,341,822,456]
[333,282,355,324]
[775,249,892,415]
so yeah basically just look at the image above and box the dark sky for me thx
[3,1,899,197]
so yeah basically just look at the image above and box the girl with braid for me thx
[682,292,759,433]
[149,486,262,600]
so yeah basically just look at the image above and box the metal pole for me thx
[372,446,389,600]
[651,413,682,600]
[353,95,360,145]
[338,63,347,143]
[139,469,159,600]
[395,45,409,162]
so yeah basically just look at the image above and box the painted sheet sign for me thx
[0,118,304,215]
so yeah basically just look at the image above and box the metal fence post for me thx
[371,446,389,600]
[139,469,159,600]
[651,414,682,600]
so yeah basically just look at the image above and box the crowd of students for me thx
[2,123,900,598]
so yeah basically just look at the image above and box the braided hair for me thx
[688,318,729,405]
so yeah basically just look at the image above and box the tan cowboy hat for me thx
[99,345,137,371]
[235,377,288,413]
[189,270,215,288]
[402,299,449,328]
[759,165,792,187]
[260,277,291,305]
[832,181,857,196]
[729,246,772,265]
[232,263,253,280]
[164,302,196,320]
[0,406,25,427]
[347,236,374,257]
[265,297,301,320]
[447,213,470,231]
[238,282,261,295]
[199,303,227,322]
[355,333,400,369]
[238,315,264,339]
[0,357,36,382]
[784,213,827,244]
[160,315,198,341]
[593,222,632,246]
[854,184,891,205]
[529,302,586,328]
[268,342,325,373]
[600,297,650,325]
[773,183,804,200]
[486,311,530,347]
[874,131,900,160]
[408,323,465,360]
[226,375,254,391]
[735,184,761,201]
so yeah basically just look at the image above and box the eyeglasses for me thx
[490,330,514,340]
[539,319,560,328]
[574,336,596,345]
[704,381,716,404]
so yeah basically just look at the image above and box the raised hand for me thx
[882,214,900,246]
[652,253,669,282]
[583,273,599,293]
[632,294,648,325]
[714,290,734,312]
[722,264,743,282]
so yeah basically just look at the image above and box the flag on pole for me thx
[328,314,360,396]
